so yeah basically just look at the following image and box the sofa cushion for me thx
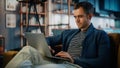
[108,33,120,68]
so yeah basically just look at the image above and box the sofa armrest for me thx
[3,51,18,67]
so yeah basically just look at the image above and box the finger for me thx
[55,52,65,57]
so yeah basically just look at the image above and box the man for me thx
[5,1,111,68]
[46,1,111,68]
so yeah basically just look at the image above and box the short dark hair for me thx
[74,1,94,14]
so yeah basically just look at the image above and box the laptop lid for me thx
[24,32,52,57]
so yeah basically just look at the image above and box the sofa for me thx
[108,33,120,68]
[1,33,120,68]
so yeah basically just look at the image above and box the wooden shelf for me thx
[17,0,46,3]
[19,11,46,15]
[52,1,74,6]
[52,11,73,15]
[95,15,120,20]
[49,23,69,26]
[23,24,46,27]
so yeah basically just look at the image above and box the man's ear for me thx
[88,13,93,20]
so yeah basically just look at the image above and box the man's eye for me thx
[74,16,76,18]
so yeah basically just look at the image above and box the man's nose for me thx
[76,17,80,22]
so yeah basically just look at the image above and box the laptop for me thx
[24,32,70,61]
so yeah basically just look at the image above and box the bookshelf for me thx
[48,0,75,35]
[17,0,48,47]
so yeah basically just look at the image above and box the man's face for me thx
[73,7,92,30]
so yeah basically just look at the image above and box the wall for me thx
[0,0,21,51]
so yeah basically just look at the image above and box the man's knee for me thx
[22,46,33,50]
[19,46,34,53]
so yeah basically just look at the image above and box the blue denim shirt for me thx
[46,24,111,68]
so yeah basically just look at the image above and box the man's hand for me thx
[48,46,55,54]
[55,51,74,63]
